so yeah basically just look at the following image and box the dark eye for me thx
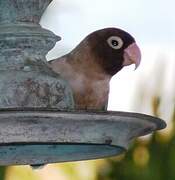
[112,40,119,46]
[107,36,123,49]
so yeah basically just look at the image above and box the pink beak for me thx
[123,43,141,69]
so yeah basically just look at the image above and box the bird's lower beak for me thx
[123,43,141,69]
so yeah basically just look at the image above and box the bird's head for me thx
[83,28,141,76]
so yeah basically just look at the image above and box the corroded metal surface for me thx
[0,0,52,24]
[0,109,166,165]
[0,0,167,166]
[0,0,74,109]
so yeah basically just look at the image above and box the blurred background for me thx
[1,0,175,179]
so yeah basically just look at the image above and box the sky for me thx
[40,0,175,116]
[41,0,175,48]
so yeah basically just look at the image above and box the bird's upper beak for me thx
[123,43,141,69]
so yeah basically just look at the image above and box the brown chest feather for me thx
[71,77,110,110]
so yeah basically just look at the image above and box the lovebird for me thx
[49,28,141,110]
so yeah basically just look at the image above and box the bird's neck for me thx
[69,45,111,80]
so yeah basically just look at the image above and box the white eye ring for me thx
[107,36,123,49]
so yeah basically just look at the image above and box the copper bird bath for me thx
[0,0,166,167]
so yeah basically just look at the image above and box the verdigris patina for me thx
[0,0,166,167]
[0,0,74,109]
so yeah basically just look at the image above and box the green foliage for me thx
[0,167,6,180]
[96,62,175,180]
[97,107,175,180]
